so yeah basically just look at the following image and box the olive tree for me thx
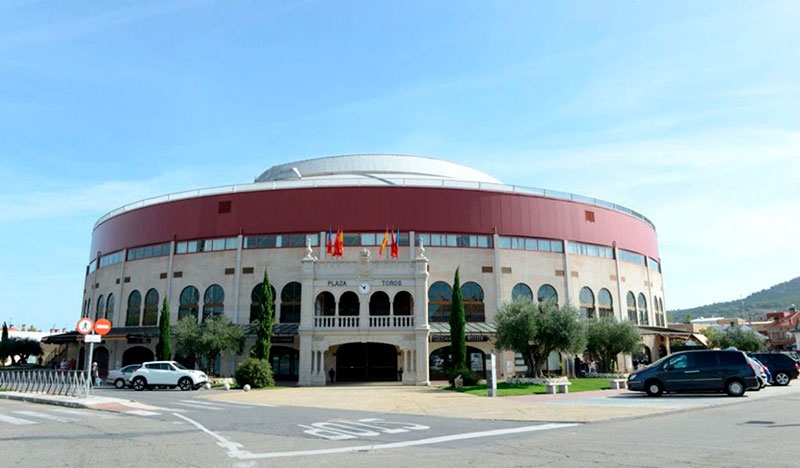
[584,317,642,373]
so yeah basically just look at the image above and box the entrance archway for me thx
[336,342,397,382]
[122,346,154,366]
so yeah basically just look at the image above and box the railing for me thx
[0,370,89,397]
[369,316,415,328]
[313,315,416,329]
[314,316,360,328]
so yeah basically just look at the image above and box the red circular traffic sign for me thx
[94,318,112,336]
[76,318,94,335]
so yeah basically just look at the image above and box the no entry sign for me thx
[94,318,112,336]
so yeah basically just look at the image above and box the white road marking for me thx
[174,412,578,460]
[13,411,76,423]
[211,400,274,408]
[51,408,120,419]
[0,414,37,425]
[126,410,162,416]
[175,402,223,410]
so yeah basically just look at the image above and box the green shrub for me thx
[446,366,480,386]
[235,358,274,388]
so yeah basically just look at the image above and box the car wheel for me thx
[725,379,745,397]
[179,377,193,391]
[132,377,146,391]
[774,372,790,386]
[114,379,125,389]
[645,380,663,397]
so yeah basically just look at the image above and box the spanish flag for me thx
[379,229,389,258]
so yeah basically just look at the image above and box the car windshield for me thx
[172,362,188,370]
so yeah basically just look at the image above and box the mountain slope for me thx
[669,276,800,323]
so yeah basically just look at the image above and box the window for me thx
[461,282,485,322]
[512,283,533,301]
[369,292,390,316]
[627,292,637,323]
[619,249,646,265]
[598,288,613,318]
[250,282,276,323]
[666,354,688,370]
[339,291,359,316]
[428,281,452,322]
[579,287,595,319]
[537,284,558,305]
[96,295,104,321]
[126,290,141,326]
[315,291,335,317]
[568,242,613,259]
[127,243,170,261]
[179,286,199,321]
[106,294,115,320]
[143,289,159,326]
[393,291,413,316]
[280,282,301,323]
[416,233,491,249]
[202,285,225,322]
[99,250,124,268]
[638,293,648,325]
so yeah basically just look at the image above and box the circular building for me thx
[68,154,668,384]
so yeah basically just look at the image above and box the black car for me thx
[748,352,800,386]
[627,349,760,397]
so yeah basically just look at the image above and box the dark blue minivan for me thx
[627,349,760,397]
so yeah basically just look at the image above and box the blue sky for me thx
[1,1,798,331]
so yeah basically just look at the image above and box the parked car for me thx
[105,364,141,389]
[627,349,760,397]
[748,352,800,386]
[745,356,768,390]
[129,361,208,391]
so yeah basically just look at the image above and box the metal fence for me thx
[0,370,89,397]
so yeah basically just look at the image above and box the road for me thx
[2,385,799,467]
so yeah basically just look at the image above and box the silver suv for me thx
[129,361,208,391]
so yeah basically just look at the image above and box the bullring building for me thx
[51,155,669,385]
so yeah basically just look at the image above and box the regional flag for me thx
[379,229,389,258]
[334,229,344,257]
[390,229,399,258]
[326,229,333,255]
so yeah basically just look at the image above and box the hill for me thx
[669,276,800,323]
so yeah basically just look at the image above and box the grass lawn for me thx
[445,377,614,397]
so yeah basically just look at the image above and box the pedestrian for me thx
[328,367,335,383]
[398,367,404,382]
[91,362,99,387]
[59,359,68,371]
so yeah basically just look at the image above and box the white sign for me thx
[84,334,102,343]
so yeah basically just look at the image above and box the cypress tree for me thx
[2,322,8,342]
[449,268,467,371]
[252,267,275,360]
[155,299,172,360]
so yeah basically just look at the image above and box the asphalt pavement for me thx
[4,379,797,423]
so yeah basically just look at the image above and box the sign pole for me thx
[86,338,95,397]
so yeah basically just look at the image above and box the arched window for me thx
[393,291,413,316]
[280,282,301,323]
[96,295,104,321]
[203,285,225,322]
[315,292,335,316]
[339,291,359,316]
[126,290,141,326]
[462,282,485,322]
[106,294,115,321]
[369,291,390,316]
[638,293,648,325]
[537,284,558,305]
[579,287,595,320]
[512,283,533,301]
[428,281,452,322]
[598,288,613,318]
[143,289,159,326]
[179,286,199,321]
[84,298,90,318]
[250,282,276,323]
[627,292,637,323]
[659,298,665,326]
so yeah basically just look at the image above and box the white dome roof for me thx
[255,154,503,185]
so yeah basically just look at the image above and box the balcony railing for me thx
[313,315,415,329]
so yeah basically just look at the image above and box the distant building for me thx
[47,154,669,383]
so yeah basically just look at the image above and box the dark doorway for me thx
[429,346,487,381]
[336,342,397,382]
[122,346,154,366]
